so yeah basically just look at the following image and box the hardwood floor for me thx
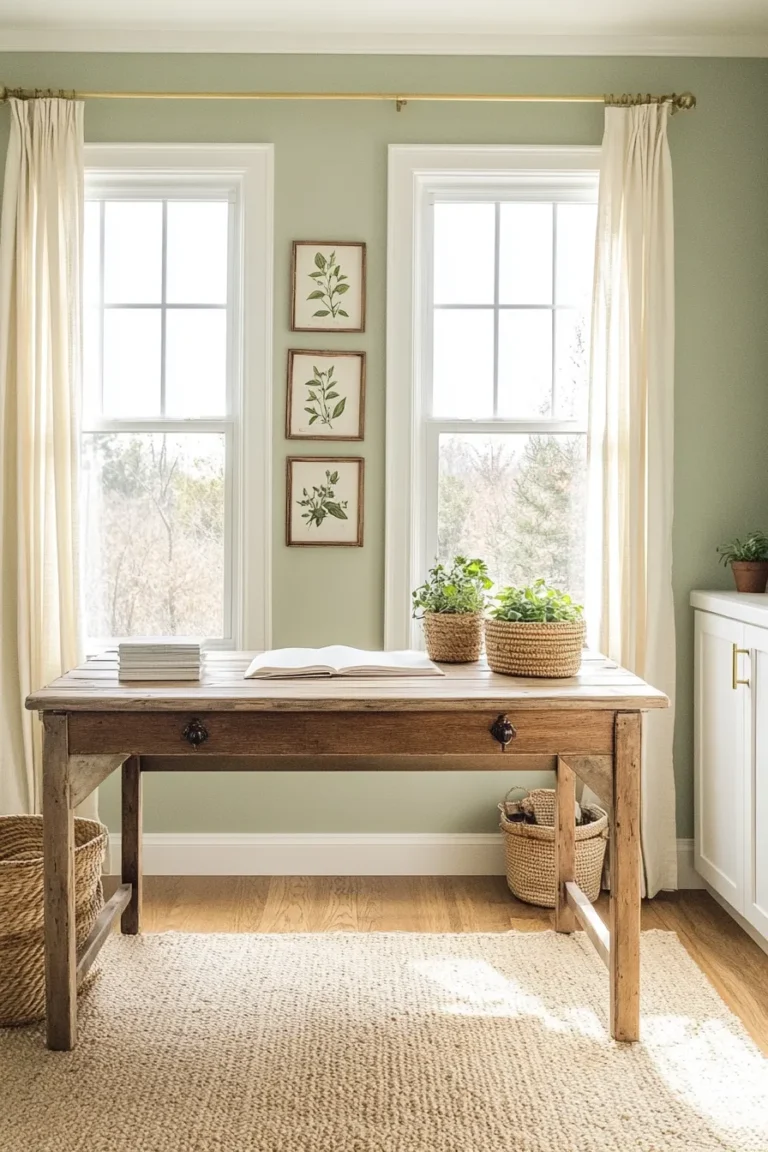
[104,875,768,1054]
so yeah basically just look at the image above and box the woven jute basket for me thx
[485,618,586,677]
[0,815,108,1026]
[422,612,483,663]
[498,788,608,908]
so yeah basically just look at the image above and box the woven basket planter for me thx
[0,815,108,1026]
[498,788,608,908]
[485,618,586,678]
[422,612,483,663]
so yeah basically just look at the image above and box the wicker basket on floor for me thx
[498,788,608,908]
[485,618,585,677]
[422,612,483,663]
[0,815,108,1026]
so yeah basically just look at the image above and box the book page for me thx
[244,647,443,679]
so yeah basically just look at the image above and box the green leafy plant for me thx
[490,579,583,622]
[297,470,348,529]
[717,531,768,565]
[307,250,350,320]
[412,556,493,619]
[303,364,346,428]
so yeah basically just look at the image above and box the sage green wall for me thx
[2,54,767,839]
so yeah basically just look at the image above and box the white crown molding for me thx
[106,831,704,888]
[1,27,767,56]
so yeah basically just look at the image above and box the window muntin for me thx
[81,188,238,647]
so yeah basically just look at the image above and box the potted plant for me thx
[412,556,492,663]
[717,532,768,593]
[485,580,585,678]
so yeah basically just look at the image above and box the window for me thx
[82,146,273,651]
[386,147,600,648]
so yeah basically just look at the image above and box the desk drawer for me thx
[67,710,614,757]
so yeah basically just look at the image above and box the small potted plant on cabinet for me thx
[485,580,585,678]
[412,556,492,663]
[717,531,768,593]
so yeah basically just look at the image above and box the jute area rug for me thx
[1,931,767,1152]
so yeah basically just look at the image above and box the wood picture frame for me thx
[286,349,366,441]
[286,456,365,547]
[290,241,366,333]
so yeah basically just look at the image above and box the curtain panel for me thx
[586,103,678,896]
[0,98,90,816]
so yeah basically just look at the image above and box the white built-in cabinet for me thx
[692,591,768,947]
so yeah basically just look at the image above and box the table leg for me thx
[555,757,577,932]
[121,756,142,934]
[610,711,642,1042]
[43,714,77,1051]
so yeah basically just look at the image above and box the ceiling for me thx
[0,0,767,55]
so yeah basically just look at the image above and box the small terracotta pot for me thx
[731,561,768,593]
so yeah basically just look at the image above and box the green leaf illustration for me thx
[296,469,349,530]
[301,362,348,430]
[305,250,356,322]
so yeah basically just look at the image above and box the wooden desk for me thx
[27,651,668,1051]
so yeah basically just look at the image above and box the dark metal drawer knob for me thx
[182,718,209,748]
[490,714,516,750]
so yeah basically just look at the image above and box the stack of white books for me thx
[117,638,205,682]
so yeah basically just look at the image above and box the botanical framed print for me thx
[291,241,366,332]
[286,457,364,547]
[286,350,366,441]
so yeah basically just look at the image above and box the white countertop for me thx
[691,589,768,627]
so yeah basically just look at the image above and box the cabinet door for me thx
[694,611,746,910]
[744,624,768,937]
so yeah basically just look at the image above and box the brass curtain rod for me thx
[0,86,697,112]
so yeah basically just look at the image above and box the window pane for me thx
[166,201,229,305]
[84,201,101,307]
[432,309,494,418]
[498,203,553,305]
[81,432,226,640]
[437,433,587,602]
[103,309,161,418]
[104,202,162,304]
[166,309,227,417]
[498,310,552,418]
[556,203,597,306]
[83,204,101,416]
[555,308,590,421]
[433,203,495,305]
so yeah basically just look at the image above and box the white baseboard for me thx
[106,832,507,876]
[107,832,703,886]
[675,839,705,890]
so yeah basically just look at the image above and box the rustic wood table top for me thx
[27,649,669,713]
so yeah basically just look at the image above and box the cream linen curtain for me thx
[0,98,92,816]
[586,103,677,896]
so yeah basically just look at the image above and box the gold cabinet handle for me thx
[732,643,750,690]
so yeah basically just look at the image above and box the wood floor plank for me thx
[102,876,768,1052]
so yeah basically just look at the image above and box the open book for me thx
[244,646,444,679]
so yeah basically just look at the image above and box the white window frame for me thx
[385,145,601,650]
[83,144,273,650]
